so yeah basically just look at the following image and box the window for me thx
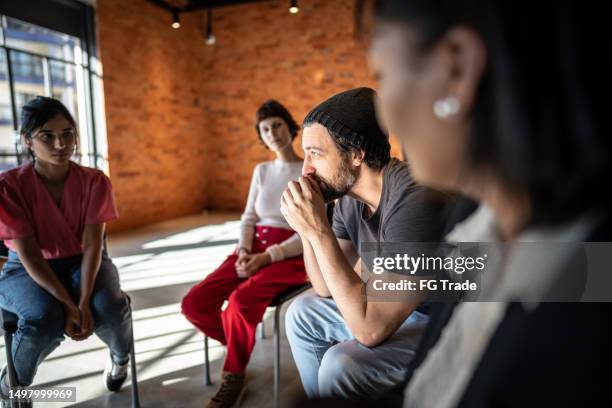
[0,1,108,173]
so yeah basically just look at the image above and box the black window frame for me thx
[0,0,104,169]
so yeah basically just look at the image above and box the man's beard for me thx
[312,157,358,203]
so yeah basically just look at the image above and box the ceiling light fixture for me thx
[171,8,180,29]
[206,9,216,45]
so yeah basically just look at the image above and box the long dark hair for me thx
[20,96,78,160]
[371,0,611,225]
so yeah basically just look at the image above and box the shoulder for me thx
[252,161,270,180]
[386,186,453,223]
[71,162,110,182]
[70,163,113,195]
[383,159,452,209]
[381,162,455,239]
[0,164,36,198]
[255,160,278,173]
[0,165,36,208]
[0,163,35,184]
[384,158,418,192]
[382,159,420,214]
[256,160,303,179]
[71,162,105,177]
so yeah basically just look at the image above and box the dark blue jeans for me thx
[0,250,132,386]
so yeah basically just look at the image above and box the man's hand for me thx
[281,176,330,240]
[236,252,272,277]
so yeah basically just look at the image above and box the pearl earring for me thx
[433,96,461,119]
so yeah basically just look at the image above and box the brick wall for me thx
[97,0,210,232]
[97,0,401,231]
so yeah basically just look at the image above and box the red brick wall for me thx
[97,0,400,231]
[201,0,403,211]
[97,0,210,232]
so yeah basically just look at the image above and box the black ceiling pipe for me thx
[146,0,270,14]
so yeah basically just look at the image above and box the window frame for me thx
[0,0,106,170]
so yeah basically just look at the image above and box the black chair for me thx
[1,294,141,408]
[203,282,311,408]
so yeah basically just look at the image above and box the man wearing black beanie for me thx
[281,87,452,400]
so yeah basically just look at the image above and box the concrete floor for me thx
[1,212,308,407]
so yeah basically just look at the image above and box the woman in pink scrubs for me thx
[0,97,132,397]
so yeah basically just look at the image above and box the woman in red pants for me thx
[181,100,307,408]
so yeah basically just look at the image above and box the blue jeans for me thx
[285,294,429,399]
[0,250,132,386]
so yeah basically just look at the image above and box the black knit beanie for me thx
[303,87,391,160]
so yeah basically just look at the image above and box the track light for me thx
[289,0,299,14]
[171,9,180,29]
[206,9,216,45]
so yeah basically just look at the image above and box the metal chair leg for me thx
[4,330,18,408]
[259,319,266,340]
[204,335,212,385]
[273,306,281,408]
[129,306,141,408]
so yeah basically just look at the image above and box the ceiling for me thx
[147,0,270,13]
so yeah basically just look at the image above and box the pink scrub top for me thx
[0,161,118,260]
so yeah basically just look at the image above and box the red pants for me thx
[181,226,307,373]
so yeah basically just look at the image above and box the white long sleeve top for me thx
[238,159,304,262]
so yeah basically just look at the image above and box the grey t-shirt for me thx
[332,158,452,312]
